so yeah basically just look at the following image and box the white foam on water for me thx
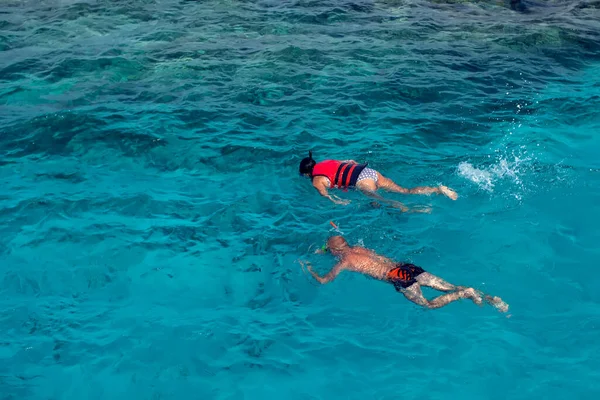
[458,154,530,197]
[457,162,495,191]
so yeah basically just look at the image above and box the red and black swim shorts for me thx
[387,263,425,290]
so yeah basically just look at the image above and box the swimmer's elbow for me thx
[319,271,340,284]
[323,266,345,283]
[312,274,330,284]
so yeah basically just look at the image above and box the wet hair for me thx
[299,151,317,176]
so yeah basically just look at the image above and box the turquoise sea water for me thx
[2,0,600,399]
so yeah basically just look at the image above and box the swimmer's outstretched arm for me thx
[314,181,350,205]
[307,262,346,284]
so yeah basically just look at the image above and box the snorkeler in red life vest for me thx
[298,151,458,210]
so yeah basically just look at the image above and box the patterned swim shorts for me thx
[356,168,378,183]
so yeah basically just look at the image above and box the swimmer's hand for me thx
[305,265,324,283]
[298,260,319,281]
[438,185,458,200]
[329,195,350,205]
[297,259,308,271]
[341,159,357,164]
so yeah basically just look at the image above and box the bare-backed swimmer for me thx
[298,151,458,209]
[300,236,508,312]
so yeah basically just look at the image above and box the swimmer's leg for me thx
[402,283,482,309]
[416,272,467,292]
[416,273,509,312]
[356,179,409,212]
[376,172,458,200]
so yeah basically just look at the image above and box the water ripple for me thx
[1,0,600,399]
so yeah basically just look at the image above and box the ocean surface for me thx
[1,0,600,399]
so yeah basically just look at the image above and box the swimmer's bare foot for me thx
[439,185,458,200]
[390,201,430,213]
[391,201,409,212]
[410,205,432,214]
[485,295,509,313]
[462,288,483,305]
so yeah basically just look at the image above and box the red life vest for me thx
[312,160,367,188]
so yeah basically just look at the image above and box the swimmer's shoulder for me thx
[345,248,373,264]
[354,247,375,256]
[312,175,329,186]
